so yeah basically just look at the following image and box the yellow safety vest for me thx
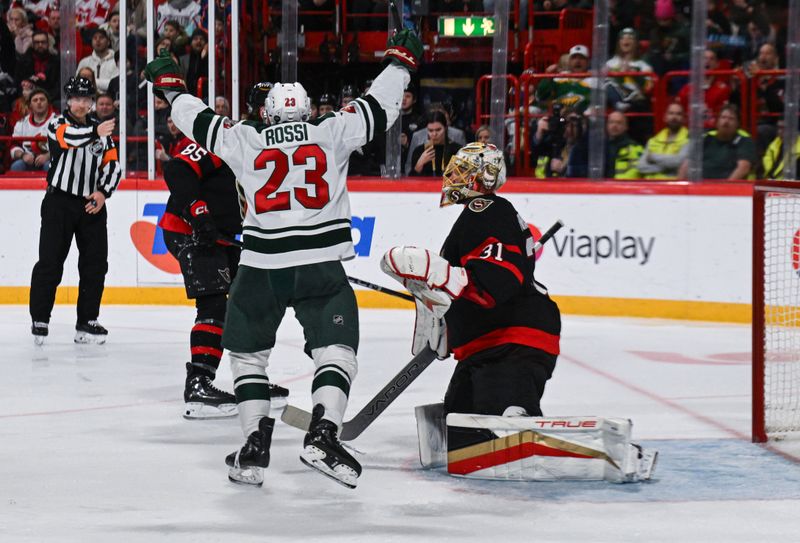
[643,127,689,180]
[613,142,644,179]
[762,136,800,180]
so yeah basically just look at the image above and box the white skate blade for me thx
[74,332,107,345]
[228,465,264,486]
[33,335,45,346]
[639,450,658,481]
[183,402,238,420]
[300,446,358,489]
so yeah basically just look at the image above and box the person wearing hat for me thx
[645,0,690,76]
[534,44,593,114]
[179,29,208,96]
[605,28,654,112]
[317,93,337,116]
[75,28,118,93]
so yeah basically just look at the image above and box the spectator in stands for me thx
[157,0,203,37]
[7,7,33,56]
[179,29,208,97]
[645,0,690,77]
[678,104,756,180]
[99,10,120,52]
[400,86,419,136]
[531,108,578,178]
[747,43,783,153]
[407,103,466,173]
[215,96,230,117]
[678,49,731,129]
[24,1,58,20]
[409,111,462,177]
[76,29,118,94]
[762,120,800,181]
[318,93,336,116]
[16,30,60,105]
[637,102,689,179]
[10,88,55,172]
[535,45,593,114]
[10,78,35,128]
[36,8,59,49]
[76,0,113,43]
[76,67,97,92]
[604,111,643,179]
[95,93,116,122]
[475,125,492,145]
[162,20,189,56]
[308,97,319,120]
[605,28,654,113]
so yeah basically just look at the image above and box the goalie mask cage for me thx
[753,181,800,442]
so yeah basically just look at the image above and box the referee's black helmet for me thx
[63,76,96,98]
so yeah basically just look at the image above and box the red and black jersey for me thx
[440,194,561,362]
[160,142,243,237]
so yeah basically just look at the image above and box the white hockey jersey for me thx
[156,1,203,35]
[170,64,410,269]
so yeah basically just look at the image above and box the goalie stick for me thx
[281,346,437,440]
[281,219,565,440]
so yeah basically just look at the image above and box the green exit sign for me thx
[438,16,496,38]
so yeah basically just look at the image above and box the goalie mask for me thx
[441,142,506,207]
[266,82,311,124]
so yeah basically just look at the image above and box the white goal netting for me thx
[761,190,800,439]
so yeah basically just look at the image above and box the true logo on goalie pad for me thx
[467,198,493,213]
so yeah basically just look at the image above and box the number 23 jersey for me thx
[169,65,408,269]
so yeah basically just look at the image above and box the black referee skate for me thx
[226,416,274,486]
[268,382,290,408]
[300,404,362,489]
[183,362,237,420]
[31,321,48,346]
[74,320,108,344]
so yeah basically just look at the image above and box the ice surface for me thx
[2,306,799,542]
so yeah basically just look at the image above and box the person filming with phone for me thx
[409,110,461,176]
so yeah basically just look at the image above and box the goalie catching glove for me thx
[383,29,423,72]
[143,49,187,103]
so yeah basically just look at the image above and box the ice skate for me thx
[268,382,290,409]
[300,404,362,489]
[31,321,48,346]
[183,363,237,419]
[226,417,274,486]
[74,320,108,344]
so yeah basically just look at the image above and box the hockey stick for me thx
[281,346,437,440]
[281,219,565,440]
[347,275,414,302]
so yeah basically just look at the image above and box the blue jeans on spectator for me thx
[11,158,50,172]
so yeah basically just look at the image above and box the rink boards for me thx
[0,178,755,322]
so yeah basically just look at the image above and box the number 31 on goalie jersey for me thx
[253,143,329,213]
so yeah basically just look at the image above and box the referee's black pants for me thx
[30,189,108,324]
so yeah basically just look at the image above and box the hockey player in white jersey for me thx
[144,30,422,488]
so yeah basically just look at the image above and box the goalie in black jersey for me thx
[160,87,288,419]
[382,142,561,417]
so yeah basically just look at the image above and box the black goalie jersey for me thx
[440,194,561,362]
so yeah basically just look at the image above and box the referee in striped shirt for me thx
[30,76,121,345]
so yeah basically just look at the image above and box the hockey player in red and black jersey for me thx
[160,84,288,418]
[382,142,561,418]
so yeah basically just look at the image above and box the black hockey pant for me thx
[30,189,108,324]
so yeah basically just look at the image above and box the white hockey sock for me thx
[311,345,358,429]
[230,350,272,437]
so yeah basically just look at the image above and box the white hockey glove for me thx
[381,247,468,311]
[413,299,449,359]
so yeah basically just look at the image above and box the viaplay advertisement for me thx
[0,184,756,320]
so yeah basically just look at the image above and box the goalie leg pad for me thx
[230,349,272,437]
[445,414,657,483]
[310,345,357,429]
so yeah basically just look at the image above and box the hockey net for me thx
[753,182,800,442]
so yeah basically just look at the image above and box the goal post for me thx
[753,181,800,442]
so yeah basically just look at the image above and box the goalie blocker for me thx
[415,404,657,483]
